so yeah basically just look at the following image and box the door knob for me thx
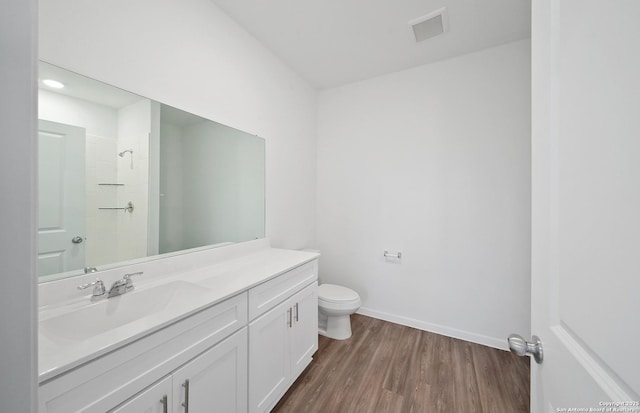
[72,236,84,244]
[508,334,543,364]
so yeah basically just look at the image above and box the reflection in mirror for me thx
[37,61,265,281]
[158,106,265,254]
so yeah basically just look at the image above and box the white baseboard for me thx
[356,307,509,351]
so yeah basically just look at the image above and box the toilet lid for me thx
[318,284,360,303]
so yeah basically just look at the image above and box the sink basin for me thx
[40,281,210,343]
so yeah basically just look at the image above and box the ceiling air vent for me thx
[409,7,448,42]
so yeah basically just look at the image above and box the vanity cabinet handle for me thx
[287,308,292,328]
[294,303,299,322]
[182,379,190,413]
[160,395,168,413]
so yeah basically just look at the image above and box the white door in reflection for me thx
[38,119,86,276]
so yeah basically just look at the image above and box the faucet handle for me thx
[123,271,143,280]
[77,279,106,298]
[123,272,143,289]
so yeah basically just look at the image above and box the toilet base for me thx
[318,313,353,340]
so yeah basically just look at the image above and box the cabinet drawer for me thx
[248,260,318,320]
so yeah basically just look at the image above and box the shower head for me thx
[118,149,133,157]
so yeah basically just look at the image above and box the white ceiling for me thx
[210,0,531,89]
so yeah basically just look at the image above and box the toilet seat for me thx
[318,284,361,308]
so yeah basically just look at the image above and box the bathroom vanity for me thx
[38,240,318,413]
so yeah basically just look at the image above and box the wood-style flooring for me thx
[272,314,529,413]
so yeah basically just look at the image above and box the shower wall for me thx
[116,99,151,261]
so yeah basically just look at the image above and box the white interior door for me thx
[38,119,86,276]
[530,1,640,411]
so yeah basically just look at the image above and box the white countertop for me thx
[38,245,319,383]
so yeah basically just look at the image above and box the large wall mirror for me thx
[38,61,265,282]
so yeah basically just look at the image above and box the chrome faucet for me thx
[107,272,143,298]
[77,272,143,301]
[77,279,107,301]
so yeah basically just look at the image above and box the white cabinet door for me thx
[172,328,248,413]
[249,281,319,413]
[109,376,172,413]
[289,282,318,379]
[249,299,291,413]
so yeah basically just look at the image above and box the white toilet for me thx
[318,284,361,340]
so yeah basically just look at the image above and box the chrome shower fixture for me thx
[118,149,133,157]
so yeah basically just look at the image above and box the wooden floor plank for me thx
[381,323,421,396]
[272,314,529,413]
[451,339,483,413]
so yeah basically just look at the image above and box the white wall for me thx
[317,40,531,349]
[39,0,317,250]
[0,0,37,410]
